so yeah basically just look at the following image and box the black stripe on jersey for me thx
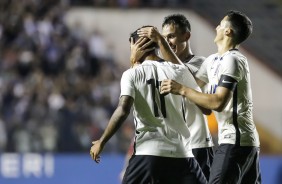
[218,75,237,91]
[181,98,186,122]
[233,86,240,145]
[133,118,139,155]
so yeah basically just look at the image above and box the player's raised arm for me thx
[137,26,183,65]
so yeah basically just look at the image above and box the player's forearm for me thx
[99,106,130,145]
[180,87,224,111]
[157,36,183,65]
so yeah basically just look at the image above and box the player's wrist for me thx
[130,56,138,65]
[179,86,188,97]
[98,137,108,148]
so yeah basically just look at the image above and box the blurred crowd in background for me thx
[70,0,189,8]
[0,0,281,154]
[0,0,136,153]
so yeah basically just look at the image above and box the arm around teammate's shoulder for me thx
[160,79,232,112]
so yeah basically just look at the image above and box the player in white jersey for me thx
[132,14,214,180]
[90,26,207,184]
[160,11,261,183]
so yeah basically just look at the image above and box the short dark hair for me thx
[225,10,253,44]
[129,25,158,48]
[162,14,191,33]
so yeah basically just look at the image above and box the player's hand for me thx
[130,37,154,66]
[160,79,183,95]
[90,140,104,163]
[137,26,162,43]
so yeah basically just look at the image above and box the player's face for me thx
[162,24,188,58]
[214,16,230,43]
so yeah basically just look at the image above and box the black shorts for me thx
[192,147,214,181]
[122,155,207,184]
[209,144,261,184]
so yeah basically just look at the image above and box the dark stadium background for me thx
[0,0,281,183]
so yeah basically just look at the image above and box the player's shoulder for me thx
[132,60,156,71]
[191,55,206,62]
[166,61,189,74]
[220,51,249,72]
[141,60,165,68]
[149,60,187,70]
[188,55,206,66]
[139,60,188,73]
[122,65,142,76]
[122,68,134,78]
[206,53,218,61]
[222,52,245,67]
[226,50,246,60]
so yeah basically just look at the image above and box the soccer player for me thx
[160,10,261,183]
[132,14,214,180]
[90,26,207,184]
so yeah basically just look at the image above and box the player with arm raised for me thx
[90,26,207,184]
[160,11,261,184]
[133,14,214,180]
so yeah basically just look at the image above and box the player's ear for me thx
[224,28,232,36]
[184,31,191,41]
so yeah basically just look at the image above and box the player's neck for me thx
[217,41,238,56]
[145,54,162,61]
[179,46,193,61]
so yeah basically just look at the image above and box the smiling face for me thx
[162,24,189,59]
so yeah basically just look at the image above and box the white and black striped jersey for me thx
[120,60,200,158]
[183,56,214,149]
[196,50,260,147]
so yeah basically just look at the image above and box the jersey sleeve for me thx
[195,58,209,83]
[185,56,205,76]
[221,54,243,82]
[120,69,135,99]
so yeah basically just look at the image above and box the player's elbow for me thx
[204,109,212,115]
[213,104,225,112]
[119,106,131,118]
[212,87,232,112]
[112,107,130,125]
[198,106,212,115]
[211,97,227,112]
[117,96,133,118]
